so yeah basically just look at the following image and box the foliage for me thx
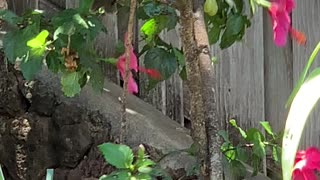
[282,42,320,180]
[137,0,253,88]
[0,165,4,180]
[0,0,107,97]
[0,0,272,96]
[219,119,282,178]
[45,169,54,180]
[98,143,170,180]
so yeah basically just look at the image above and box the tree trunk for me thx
[193,1,223,179]
[178,0,223,179]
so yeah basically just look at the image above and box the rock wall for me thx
[0,52,194,179]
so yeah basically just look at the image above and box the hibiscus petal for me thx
[292,168,318,180]
[139,67,162,80]
[128,75,138,94]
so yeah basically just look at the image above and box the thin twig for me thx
[119,0,137,144]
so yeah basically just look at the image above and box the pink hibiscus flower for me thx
[117,34,161,94]
[292,147,320,180]
[268,0,306,46]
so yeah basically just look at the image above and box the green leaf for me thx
[251,155,260,176]
[282,67,320,180]
[272,146,281,162]
[285,42,320,108]
[78,0,94,13]
[236,147,248,162]
[46,51,63,73]
[100,58,118,65]
[138,167,153,174]
[46,169,54,180]
[208,24,221,45]
[179,67,187,81]
[172,48,185,66]
[260,121,274,137]
[138,159,155,168]
[0,10,21,26]
[229,119,247,138]
[89,65,104,93]
[144,47,177,80]
[54,22,76,40]
[115,40,125,57]
[0,164,5,180]
[218,130,231,143]
[3,24,38,63]
[186,142,200,156]
[222,157,246,179]
[143,2,162,17]
[250,0,256,14]
[61,72,81,97]
[135,173,152,179]
[140,16,170,43]
[98,143,134,169]
[99,171,131,180]
[246,128,265,157]
[137,145,145,160]
[72,13,89,29]
[225,148,236,160]
[20,54,43,80]
[27,30,49,48]
[220,14,247,49]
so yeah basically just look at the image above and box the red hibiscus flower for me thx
[116,33,161,94]
[268,0,306,46]
[292,147,320,180]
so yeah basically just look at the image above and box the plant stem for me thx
[119,0,137,144]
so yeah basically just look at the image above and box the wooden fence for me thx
[7,0,320,149]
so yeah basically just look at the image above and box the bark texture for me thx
[177,0,223,179]
[179,1,209,179]
[193,1,223,179]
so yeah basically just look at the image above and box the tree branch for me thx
[119,0,137,144]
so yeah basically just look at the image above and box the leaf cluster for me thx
[219,119,283,178]
[98,143,171,180]
[0,0,108,97]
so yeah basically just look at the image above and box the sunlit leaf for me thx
[27,30,49,48]
[260,121,274,138]
[0,164,5,180]
[282,67,320,180]
[229,119,247,138]
[46,169,54,180]
[98,143,134,169]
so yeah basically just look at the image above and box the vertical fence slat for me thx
[213,8,265,179]
[8,0,38,15]
[292,0,320,149]
[263,11,293,133]
[214,8,265,131]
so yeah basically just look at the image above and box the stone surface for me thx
[0,54,194,179]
